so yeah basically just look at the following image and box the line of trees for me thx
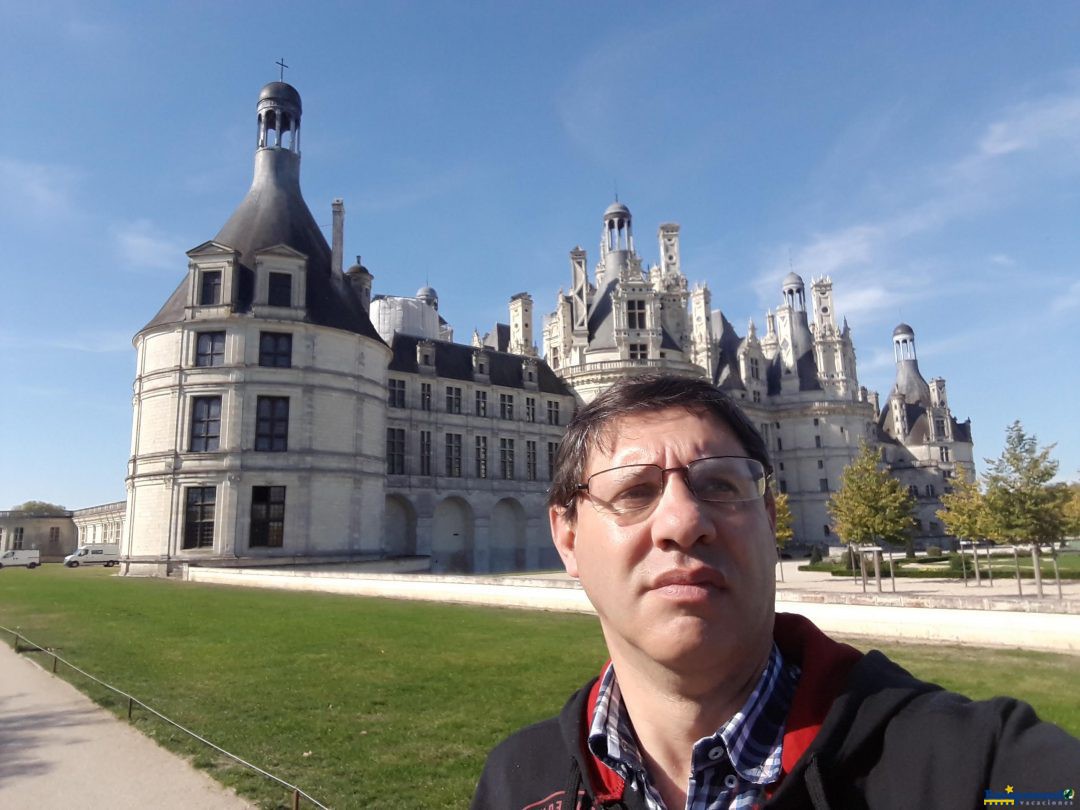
[937,421,1075,547]
[821,420,1076,594]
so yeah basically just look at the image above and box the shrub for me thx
[809,545,823,564]
[926,545,942,557]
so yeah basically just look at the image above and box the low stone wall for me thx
[183,567,1080,654]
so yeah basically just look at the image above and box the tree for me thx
[10,500,67,515]
[828,442,917,556]
[981,421,1063,546]
[1061,482,1080,538]
[937,477,988,542]
[773,491,794,549]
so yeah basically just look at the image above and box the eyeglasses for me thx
[573,456,768,525]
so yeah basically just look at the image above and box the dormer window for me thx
[200,271,222,305]
[268,272,292,307]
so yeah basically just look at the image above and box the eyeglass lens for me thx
[586,456,765,518]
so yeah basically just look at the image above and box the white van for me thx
[0,549,40,569]
[64,544,121,567]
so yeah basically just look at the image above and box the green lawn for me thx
[0,566,1077,809]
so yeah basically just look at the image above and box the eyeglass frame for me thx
[569,455,770,521]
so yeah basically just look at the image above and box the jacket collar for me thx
[566,613,865,805]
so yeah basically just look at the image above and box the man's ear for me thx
[549,505,580,578]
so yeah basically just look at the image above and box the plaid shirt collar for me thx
[587,644,800,810]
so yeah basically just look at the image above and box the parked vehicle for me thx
[64,544,121,568]
[0,549,41,569]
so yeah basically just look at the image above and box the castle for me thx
[110,81,972,576]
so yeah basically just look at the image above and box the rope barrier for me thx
[2,624,327,809]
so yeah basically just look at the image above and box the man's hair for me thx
[548,373,772,520]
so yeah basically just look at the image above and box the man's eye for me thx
[611,483,660,505]
[695,476,738,498]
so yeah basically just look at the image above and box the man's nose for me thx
[650,469,716,549]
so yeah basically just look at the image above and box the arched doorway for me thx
[490,498,527,572]
[431,497,474,572]
[383,495,417,557]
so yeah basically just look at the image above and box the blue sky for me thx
[2,2,1078,509]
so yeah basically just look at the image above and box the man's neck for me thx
[611,644,772,809]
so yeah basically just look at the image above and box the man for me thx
[472,373,1079,809]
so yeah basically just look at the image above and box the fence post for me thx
[292,788,301,810]
[128,697,134,720]
[52,653,58,673]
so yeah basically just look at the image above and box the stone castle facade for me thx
[119,81,972,575]
[542,203,973,547]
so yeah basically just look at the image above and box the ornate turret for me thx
[891,323,931,405]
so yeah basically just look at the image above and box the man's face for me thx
[550,407,777,674]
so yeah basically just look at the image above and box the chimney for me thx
[331,198,344,275]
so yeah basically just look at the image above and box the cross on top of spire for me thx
[276,58,289,82]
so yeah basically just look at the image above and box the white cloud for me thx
[1052,279,1080,314]
[754,77,1080,317]
[0,156,82,224]
[0,328,132,354]
[113,219,186,271]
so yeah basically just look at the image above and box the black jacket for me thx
[472,614,1080,809]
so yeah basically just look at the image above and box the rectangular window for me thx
[195,331,225,367]
[814,435,822,448]
[255,396,289,452]
[420,383,432,411]
[500,393,514,420]
[752,390,761,403]
[13,527,24,550]
[446,386,462,414]
[750,357,760,380]
[934,417,947,437]
[817,459,824,469]
[268,272,292,307]
[475,435,488,478]
[183,486,215,549]
[475,390,488,417]
[629,343,647,360]
[49,526,59,543]
[547,442,558,480]
[939,446,951,462]
[445,433,462,477]
[813,417,820,426]
[420,430,432,476]
[819,478,830,492]
[526,440,537,481]
[909,484,919,497]
[547,400,560,426]
[189,396,222,452]
[525,397,536,423]
[250,486,285,548]
[500,438,515,479]
[258,332,292,368]
[386,428,406,474]
[777,437,783,451]
[200,270,222,305]
[926,484,936,497]
[779,480,788,494]
[388,379,406,408]
[627,299,646,329]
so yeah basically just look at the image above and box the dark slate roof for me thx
[711,313,745,390]
[386,334,573,396]
[893,359,932,407]
[481,323,510,352]
[587,277,619,349]
[796,350,822,391]
[141,137,381,343]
